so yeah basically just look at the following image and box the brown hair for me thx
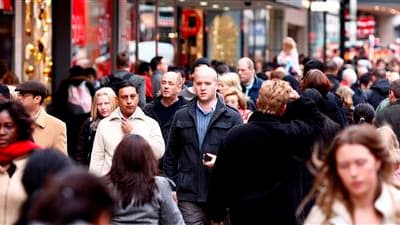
[107,134,158,208]
[301,69,332,96]
[301,124,395,223]
[223,87,247,110]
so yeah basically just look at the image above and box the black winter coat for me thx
[164,96,242,203]
[207,97,324,225]
[368,78,390,109]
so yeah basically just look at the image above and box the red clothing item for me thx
[0,141,39,166]
[144,75,153,98]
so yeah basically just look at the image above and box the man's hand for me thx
[172,191,178,203]
[121,119,133,134]
[202,153,217,168]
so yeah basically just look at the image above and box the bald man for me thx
[164,66,242,225]
[237,57,264,103]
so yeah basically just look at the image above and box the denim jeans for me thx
[178,201,209,225]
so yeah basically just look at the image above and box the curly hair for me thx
[257,80,292,114]
[0,100,33,141]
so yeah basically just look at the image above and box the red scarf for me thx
[0,140,39,166]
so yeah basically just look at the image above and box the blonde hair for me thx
[336,86,354,110]
[257,80,292,114]
[218,72,242,92]
[91,87,118,121]
[283,37,296,51]
[223,87,247,110]
[377,125,400,164]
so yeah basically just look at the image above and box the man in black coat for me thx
[164,66,242,225]
[208,80,324,225]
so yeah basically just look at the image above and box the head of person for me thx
[371,68,387,82]
[116,51,131,69]
[342,68,358,86]
[150,56,168,74]
[83,67,98,84]
[215,63,231,75]
[0,100,33,148]
[388,79,400,104]
[161,71,183,100]
[237,57,255,86]
[270,67,286,80]
[301,69,331,97]
[137,61,152,76]
[335,86,354,110]
[193,66,219,104]
[190,57,211,75]
[303,58,324,77]
[28,169,115,225]
[91,87,118,121]
[325,60,339,76]
[223,88,247,110]
[377,125,400,165]
[257,80,296,116]
[16,80,48,112]
[22,149,73,197]
[310,124,394,220]
[0,84,10,101]
[282,37,296,53]
[353,103,375,124]
[376,58,386,70]
[115,80,139,118]
[107,134,158,208]
[218,72,242,95]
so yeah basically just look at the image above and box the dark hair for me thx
[301,69,332,96]
[28,169,115,225]
[371,68,386,79]
[325,60,338,74]
[390,79,400,99]
[0,84,10,100]
[353,103,375,124]
[0,100,33,141]
[303,58,324,76]
[150,56,163,71]
[116,51,130,68]
[69,65,84,77]
[215,63,231,75]
[191,57,211,74]
[137,61,151,75]
[107,134,158,208]
[83,67,97,79]
[115,80,138,97]
[15,149,73,225]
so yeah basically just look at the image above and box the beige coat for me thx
[89,107,165,176]
[32,108,67,155]
[0,157,28,225]
[305,183,400,225]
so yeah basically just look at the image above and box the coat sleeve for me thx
[163,114,180,183]
[158,178,185,225]
[75,119,90,165]
[89,121,106,176]
[54,121,68,155]
[147,120,165,160]
[138,78,146,108]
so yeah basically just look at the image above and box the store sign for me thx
[72,0,86,46]
[357,15,375,39]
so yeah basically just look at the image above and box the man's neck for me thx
[245,76,255,87]
[161,96,179,107]
[198,97,217,112]
[29,107,41,118]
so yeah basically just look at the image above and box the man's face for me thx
[117,86,138,117]
[16,92,40,112]
[193,68,218,104]
[161,72,182,99]
[237,60,254,85]
[158,58,169,74]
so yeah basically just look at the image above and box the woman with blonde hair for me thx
[377,125,400,180]
[223,88,252,123]
[304,124,400,225]
[218,72,242,95]
[76,87,118,166]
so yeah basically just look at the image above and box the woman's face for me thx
[336,144,381,199]
[218,82,229,95]
[225,94,239,110]
[96,95,112,118]
[0,110,18,148]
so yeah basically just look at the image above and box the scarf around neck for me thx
[0,140,39,166]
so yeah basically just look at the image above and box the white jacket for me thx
[305,183,400,225]
[89,107,165,176]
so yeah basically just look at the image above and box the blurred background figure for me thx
[353,103,375,124]
[15,149,73,225]
[304,124,400,224]
[277,37,301,77]
[28,169,115,225]
[222,88,252,123]
[0,100,40,225]
[76,87,118,166]
[107,134,184,225]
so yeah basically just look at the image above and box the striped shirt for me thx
[195,101,216,149]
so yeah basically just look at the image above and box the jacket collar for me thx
[109,107,147,121]
[34,108,47,129]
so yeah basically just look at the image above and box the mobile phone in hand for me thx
[203,153,212,162]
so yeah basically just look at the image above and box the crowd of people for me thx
[1,36,400,225]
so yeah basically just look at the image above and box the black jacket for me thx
[207,97,324,225]
[163,96,242,202]
[368,78,390,109]
[376,100,400,142]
